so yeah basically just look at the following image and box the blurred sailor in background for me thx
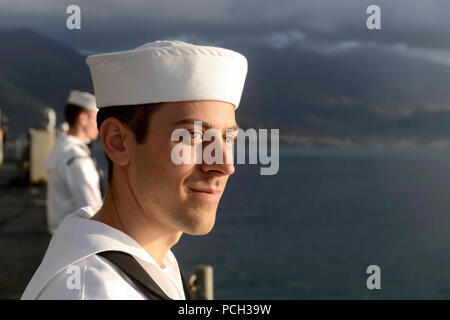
[44,90,103,234]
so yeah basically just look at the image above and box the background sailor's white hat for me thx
[67,90,98,111]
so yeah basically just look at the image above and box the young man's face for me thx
[80,110,99,141]
[130,100,237,235]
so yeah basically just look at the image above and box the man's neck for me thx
[67,126,87,144]
[92,184,182,267]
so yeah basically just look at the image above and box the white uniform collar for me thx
[44,133,90,170]
[23,207,169,299]
[64,133,90,153]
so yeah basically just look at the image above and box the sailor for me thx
[44,90,103,234]
[21,40,247,300]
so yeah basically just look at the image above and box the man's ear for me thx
[100,118,133,167]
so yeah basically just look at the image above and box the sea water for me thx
[93,144,450,299]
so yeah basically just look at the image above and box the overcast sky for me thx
[1,0,450,127]
[0,0,449,56]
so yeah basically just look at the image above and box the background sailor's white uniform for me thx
[44,133,102,234]
[21,207,186,300]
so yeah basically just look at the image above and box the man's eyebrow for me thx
[171,118,240,131]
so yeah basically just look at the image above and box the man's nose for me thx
[200,138,235,176]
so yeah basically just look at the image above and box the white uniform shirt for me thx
[44,133,103,234]
[21,207,186,300]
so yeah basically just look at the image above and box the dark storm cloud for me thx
[1,0,450,121]
[1,0,449,51]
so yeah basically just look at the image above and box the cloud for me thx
[0,0,449,52]
[390,44,450,67]
[325,41,450,68]
[317,95,358,108]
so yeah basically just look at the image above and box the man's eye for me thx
[190,131,203,143]
[225,136,236,144]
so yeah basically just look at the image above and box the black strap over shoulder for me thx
[97,250,191,300]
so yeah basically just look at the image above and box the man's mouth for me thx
[188,187,221,201]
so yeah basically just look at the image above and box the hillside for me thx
[0,28,93,134]
[2,28,450,147]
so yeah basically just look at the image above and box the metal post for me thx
[188,265,214,300]
[0,108,3,165]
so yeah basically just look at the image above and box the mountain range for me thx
[0,29,92,135]
[1,28,450,148]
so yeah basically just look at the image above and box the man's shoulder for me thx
[22,210,151,300]
[50,137,89,167]
[64,143,90,162]
[34,254,144,300]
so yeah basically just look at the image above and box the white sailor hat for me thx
[85,40,248,109]
[67,90,98,111]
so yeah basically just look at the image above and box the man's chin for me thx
[186,226,214,236]
[180,212,216,236]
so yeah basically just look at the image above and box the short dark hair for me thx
[96,104,161,183]
[64,103,86,127]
